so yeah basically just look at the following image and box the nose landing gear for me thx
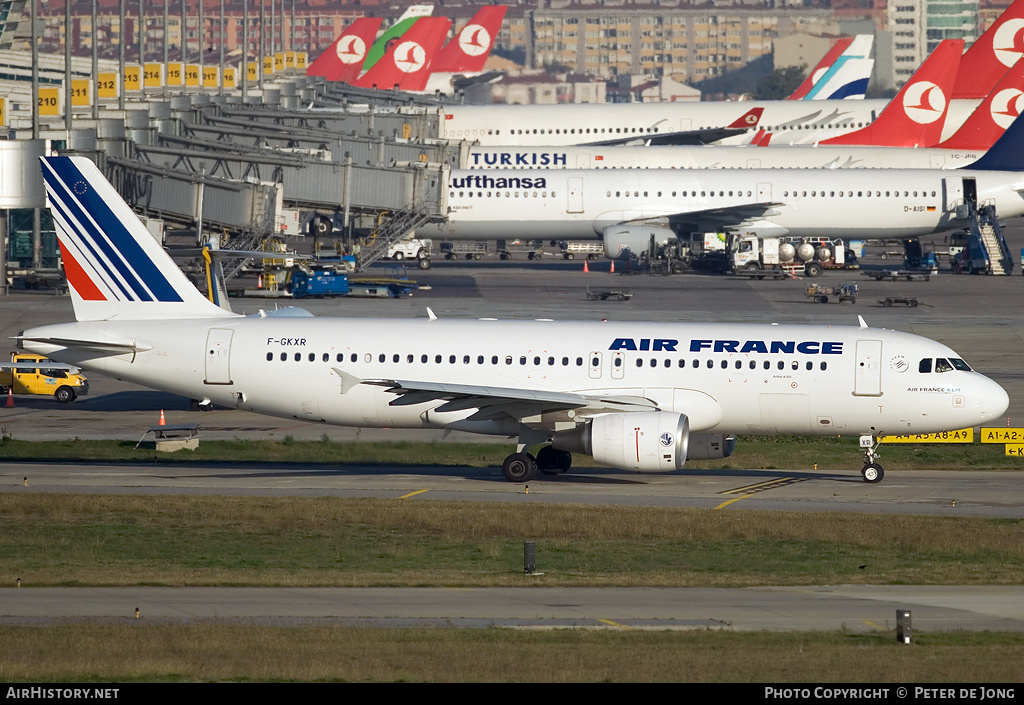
[860,435,884,483]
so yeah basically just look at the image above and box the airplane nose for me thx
[976,376,1010,424]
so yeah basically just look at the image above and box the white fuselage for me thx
[464,144,986,171]
[22,318,1007,440]
[435,168,1024,241]
[438,100,981,146]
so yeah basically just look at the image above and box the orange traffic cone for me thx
[5,388,13,408]
[158,409,166,426]
[610,259,615,273]
[583,259,589,273]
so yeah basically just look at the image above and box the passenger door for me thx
[853,340,882,397]
[204,329,233,385]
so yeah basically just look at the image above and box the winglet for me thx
[427,307,438,320]
[858,315,868,329]
[726,107,763,130]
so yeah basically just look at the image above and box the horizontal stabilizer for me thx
[16,334,152,353]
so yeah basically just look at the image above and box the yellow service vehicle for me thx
[0,354,89,403]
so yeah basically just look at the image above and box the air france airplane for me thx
[19,157,1009,484]
[440,112,1024,257]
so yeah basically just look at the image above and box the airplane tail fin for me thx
[940,56,1024,150]
[820,39,962,147]
[787,37,853,100]
[430,5,508,74]
[362,4,435,73]
[40,157,235,322]
[352,16,452,92]
[802,35,874,100]
[306,17,382,82]
[963,113,1024,172]
[952,0,1024,100]
[805,57,874,100]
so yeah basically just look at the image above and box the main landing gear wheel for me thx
[536,446,572,475]
[861,463,884,483]
[502,452,538,482]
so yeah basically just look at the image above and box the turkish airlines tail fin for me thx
[820,39,963,147]
[362,4,436,73]
[941,56,1024,150]
[306,17,383,82]
[802,35,874,100]
[963,112,1024,171]
[352,16,452,91]
[952,0,1024,100]
[430,6,508,74]
[40,157,232,322]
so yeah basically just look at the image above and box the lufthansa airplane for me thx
[439,112,1024,258]
[18,157,1009,484]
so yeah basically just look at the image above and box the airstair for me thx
[357,204,436,270]
[959,203,1013,275]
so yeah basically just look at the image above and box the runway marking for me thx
[714,477,810,509]
[863,620,888,632]
[399,489,430,499]
[597,618,634,629]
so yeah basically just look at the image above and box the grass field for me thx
[1,438,1022,682]
[2,493,1023,587]
[2,627,1023,682]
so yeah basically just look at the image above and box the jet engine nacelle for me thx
[554,411,689,472]
[602,224,676,260]
[687,434,736,460]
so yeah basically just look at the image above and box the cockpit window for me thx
[920,357,972,373]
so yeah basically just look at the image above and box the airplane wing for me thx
[338,371,658,421]
[621,202,787,232]
[581,127,751,147]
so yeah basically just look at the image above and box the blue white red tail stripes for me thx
[41,157,232,321]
